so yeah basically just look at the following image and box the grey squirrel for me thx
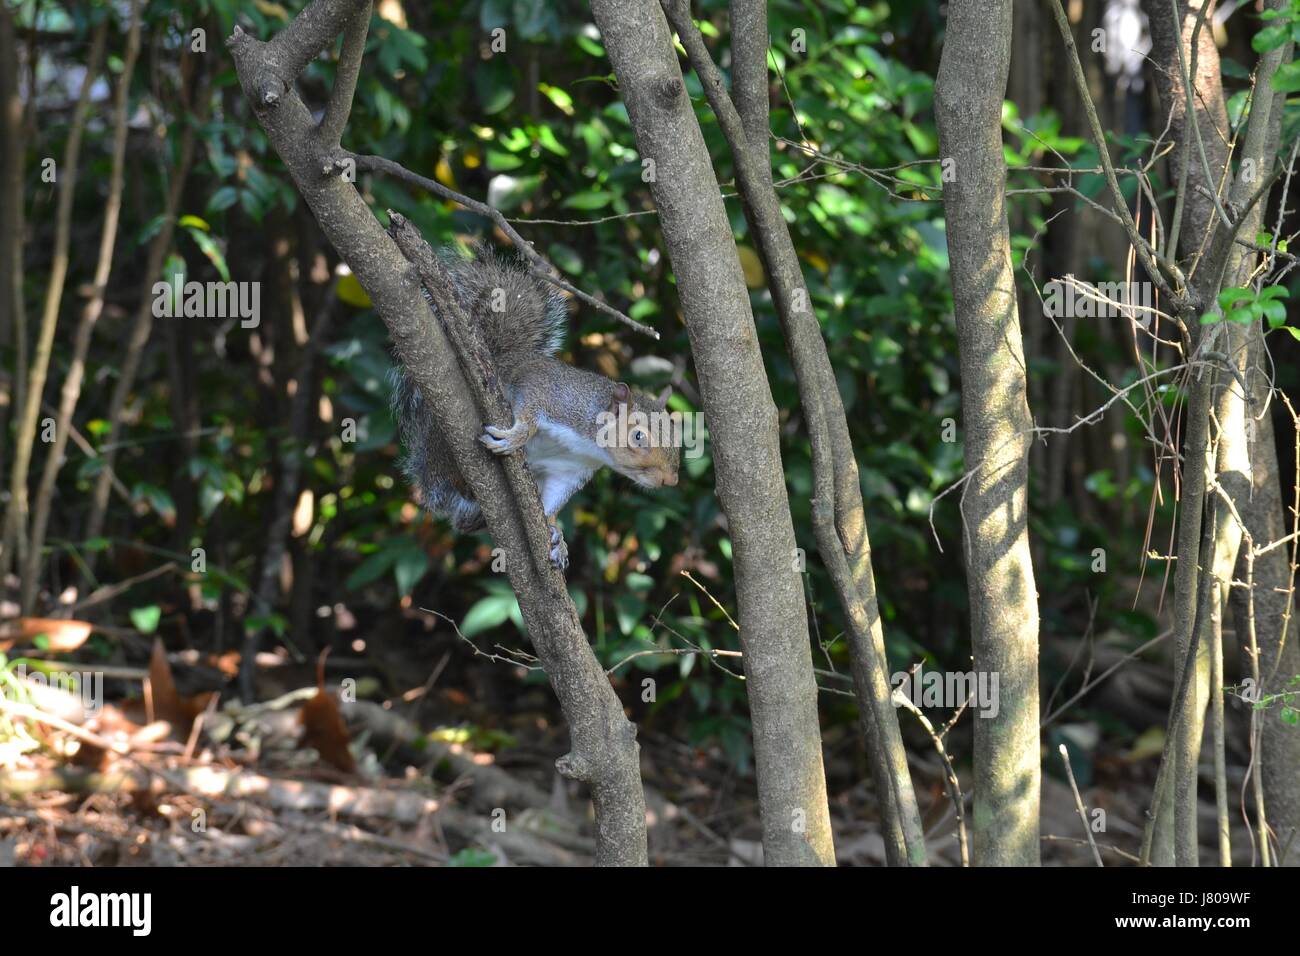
[391,247,680,568]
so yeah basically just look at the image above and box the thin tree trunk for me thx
[22,0,142,612]
[935,0,1042,866]
[593,0,836,865]
[667,0,926,866]
[1145,0,1292,865]
[82,56,208,558]
[3,22,106,580]
[0,4,25,487]
[1239,400,1300,863]
[239,293,335,702]
[1230,46,1300,867]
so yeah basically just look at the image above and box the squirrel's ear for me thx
[610,381,630,407]
[656,385,672,406]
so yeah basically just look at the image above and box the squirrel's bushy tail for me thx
[441,245,567,363]
[390,365,485,531]
[389,244,566,530]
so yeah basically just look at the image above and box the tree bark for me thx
[665,0,926,866]
[592,0,836,865]
[1146,0,1296,865]
[935,0,1042,866]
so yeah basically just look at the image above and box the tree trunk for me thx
[935,0,1042,866]
[2,23,106,582]
[0,5,24,488]
[592,0,836,865]
[1146,0,1296,865]
[667,0,927,866]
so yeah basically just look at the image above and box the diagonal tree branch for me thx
[1046,0,1187,306]
[341,151,658,339]
[227,0,647,865]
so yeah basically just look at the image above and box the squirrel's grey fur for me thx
[390,246,568,531]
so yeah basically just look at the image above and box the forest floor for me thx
[0,617,1270,867]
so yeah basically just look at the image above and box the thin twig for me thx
[1058,744,1103,866]
[342,152,658,340]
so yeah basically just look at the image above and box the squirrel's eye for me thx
[632,429,646,446]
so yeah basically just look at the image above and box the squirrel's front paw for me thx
[548,522,569,571]
[480,421,531,454]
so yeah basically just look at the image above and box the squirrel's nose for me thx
[662,471,678,487]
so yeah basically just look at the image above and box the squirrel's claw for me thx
[481,420,531,454]
[548,522,569,571]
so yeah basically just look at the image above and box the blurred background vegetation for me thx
[2,0,1296,806]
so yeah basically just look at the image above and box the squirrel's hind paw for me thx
[548,522,569,571]
[481,420,531,454]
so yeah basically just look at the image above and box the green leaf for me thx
[239,188,264,222]
[1221,57,1252,81]
[131,483,176,523]
[1218,286,1253,310]
[461,594,516,637]
[346,549,395,590]
[392,545,430,597]
[1252,23,1290,52]
[183,225,231,282]
[562,190,614,210]
[448,847,498,867]
[198,480,226,520]
[614,594,646,636]
[1271,60,1300,92]
[244,614,287,637]
[548,242,582,274]
[475,58,516,115]
[130,605,162,635]
[538,82,574,115]
[207,186,239,214]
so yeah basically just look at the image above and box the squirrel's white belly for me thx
[524,417,610,516]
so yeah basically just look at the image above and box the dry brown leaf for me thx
[0,617,93,652]
[298,648,355,773]
[142,639,214,735]
[146,638,183,725]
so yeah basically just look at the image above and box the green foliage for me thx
[1203,285,1300,341]
[20,0,1272,763]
